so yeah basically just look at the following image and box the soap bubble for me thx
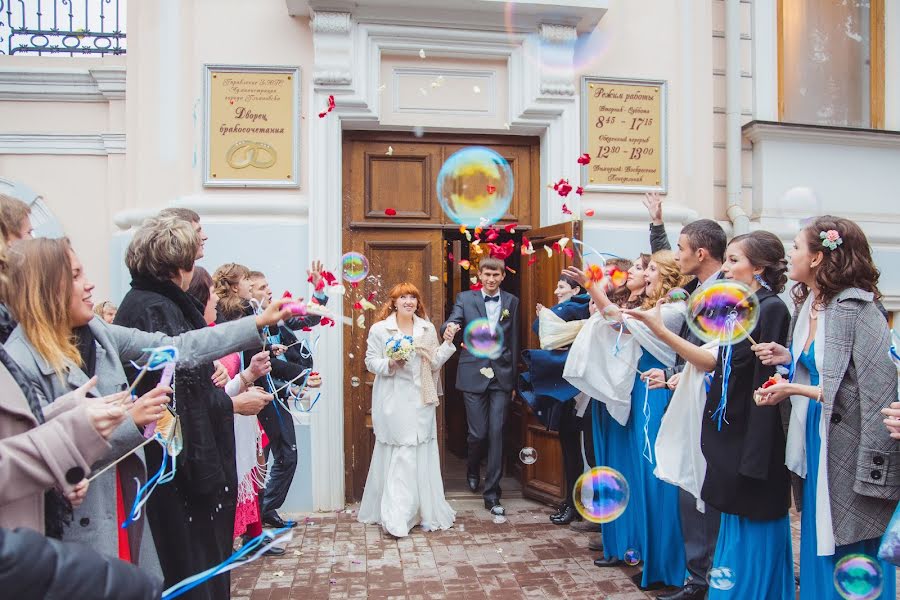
[833,554,883,600]
[463,318,504,359]
[666,287,690,303]
[436,146,513,227]
[519,447,538,465]
[624,549,641,566]
[341,252,370,283]
[709,567,736,591]
[686,281,760,345]
[572,466,630,524]
[779,186,822,224]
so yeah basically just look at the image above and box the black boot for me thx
[548,503,567,522]
[550,504,580,525]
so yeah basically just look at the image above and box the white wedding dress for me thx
[357,314,457,537]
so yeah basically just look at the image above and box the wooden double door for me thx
[341,131,582,505]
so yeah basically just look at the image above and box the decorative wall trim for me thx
[113,195,309,229]
[311,11,354,85]
[391,67,496,116]
[0,66,126,102]
[744,120,900,149]
[0,132,125,155]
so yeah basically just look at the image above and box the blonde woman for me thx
[565,250,689,590]
[3,232,290,580]
[358,282,457,537]
[93,301,118,324]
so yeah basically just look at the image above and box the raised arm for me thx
[643,192,671,252]
[441,292,466,337]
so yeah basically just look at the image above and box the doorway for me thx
[341,130,574,505]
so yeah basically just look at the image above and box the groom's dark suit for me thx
[442,288,519,503]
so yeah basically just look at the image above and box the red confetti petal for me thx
[486,184,496,194]
[553,178,573,197]
[353,301,363,310]
[584,209,595,217]
[320,317,335,327]
[486,229,499,242]
[527,256,538,266]
[563,248,574,259]
[504,222,518,233]
[552,242,561,252]
[448,252,454,262]
[384,208,397,216]
[561,203,573,215]
[577,153,591,165]
[576,186,584,195]
[470,282,483,291]
[282,291,293,298]
[367,292,377,302]
[318,95,336,119]
[302,327,312,332]
[351,282,359,288]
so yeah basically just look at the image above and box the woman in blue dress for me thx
[697,231,794,599]
[568,250,687,590]
[755,216,898,599]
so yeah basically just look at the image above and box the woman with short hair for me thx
[114,216,276,599]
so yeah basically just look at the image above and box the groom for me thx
[442,257,520,515]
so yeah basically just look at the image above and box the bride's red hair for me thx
[375,282,428,322]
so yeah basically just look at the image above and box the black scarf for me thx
[74,325,97,378]
[129,274,209,330]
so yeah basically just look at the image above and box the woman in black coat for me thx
[698,231,793,599]
[114,217,273,600]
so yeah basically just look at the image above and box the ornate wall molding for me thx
[311,11,351,33]
[0,65,126,102]
[311,11,353,86]
[0,132,125,155]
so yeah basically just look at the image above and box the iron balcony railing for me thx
[1,0,126,56]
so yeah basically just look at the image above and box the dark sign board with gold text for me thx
[204,65,300,187]
[581,77,667,193]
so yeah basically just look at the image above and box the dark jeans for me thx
[463,383,511,502]
[558,398,584,506]
[257,400,298,519]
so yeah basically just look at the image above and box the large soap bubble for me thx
[686,281,760,345]
[436,146,513,227]
[573,466,630,524]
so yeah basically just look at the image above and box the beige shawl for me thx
[413,328,443,406]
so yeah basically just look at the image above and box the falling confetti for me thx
[384,207,396,215]
[552,178,573,197]
[318,95,335,118]
[561,203,573,215]
[480,367,495,379]
[576,186,584,195]
[429,275,439,282]
[377,84,386,93]
[385,146,394,156]
[356,315,365,327]
[503,122,510,130]
[584,209,595,217]
[419,87,428,96]
[544,245,553,257]
[419,49,426,59]
[459,260,471,270]
[473,85,481,94]
[577,153,591,165]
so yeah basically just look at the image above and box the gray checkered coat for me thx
[784,287,900,546]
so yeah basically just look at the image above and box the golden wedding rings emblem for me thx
[226,140,277,169]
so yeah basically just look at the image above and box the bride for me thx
[358,282,458,537]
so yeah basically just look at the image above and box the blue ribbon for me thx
[121,434,174,528]
[590,399,602,467]
[161,527,292,599]
[641,383,653,463]
[710,314,737,430]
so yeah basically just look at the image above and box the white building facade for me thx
[1,0,898,511]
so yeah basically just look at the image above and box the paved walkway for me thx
[232,499,899,600]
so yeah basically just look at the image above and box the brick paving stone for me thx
[233,499,900,599]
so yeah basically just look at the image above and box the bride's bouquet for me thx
[385,334,415,361]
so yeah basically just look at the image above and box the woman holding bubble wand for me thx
[753,217,897,600]
[565,250,688,590]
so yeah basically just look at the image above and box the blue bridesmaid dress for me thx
[630,350,686,587]
[798,343,897,599]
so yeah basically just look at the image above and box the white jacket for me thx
[365,314,455,446]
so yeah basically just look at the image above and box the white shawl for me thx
[784,293,834,556]
[563,312,640,426]
[654,341,719,512]
[622,303,684,369]
[538,307,586,350]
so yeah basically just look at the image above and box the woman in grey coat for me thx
[754,216,898,598]
[4,236,292,573]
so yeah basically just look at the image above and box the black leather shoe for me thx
[550,504,580,525]
[264,546,286,557]
[467,474,480,493]
[485,499,505,515]
[657,584,707,600]
[630,572,666,591]
[549,503,566,521]
[593,556,622,567]
[262,513,297,529]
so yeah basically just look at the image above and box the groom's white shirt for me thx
[482,289,502,332]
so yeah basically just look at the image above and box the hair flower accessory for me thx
[820,229,843,251]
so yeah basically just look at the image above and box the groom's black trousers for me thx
[463,380,510,502]
[257,400,298,519]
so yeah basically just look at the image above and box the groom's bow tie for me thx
[484,295,500,303]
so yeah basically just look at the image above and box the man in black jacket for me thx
[641,192,727,600]
[247,268,325,529]
[0,527,163,600]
